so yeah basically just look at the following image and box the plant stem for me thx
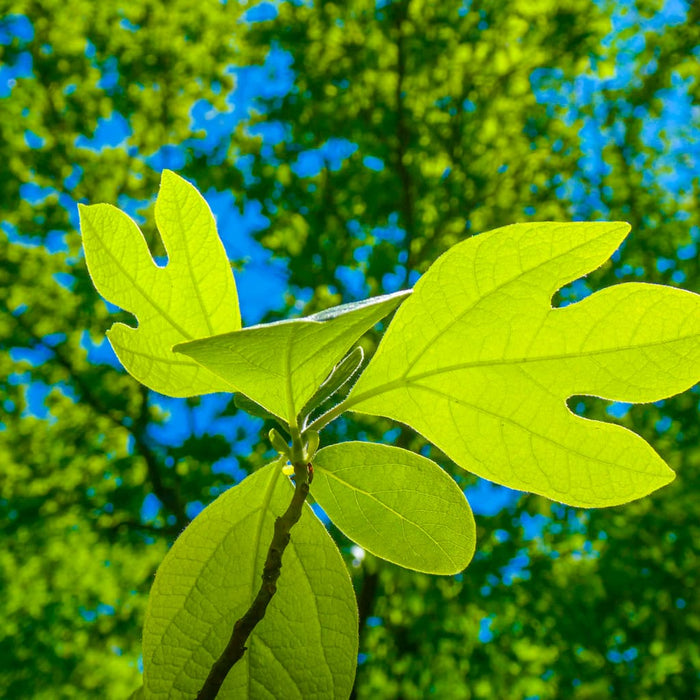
[306,396,354,433]
[307,373,412,433]
[195,459,310,700]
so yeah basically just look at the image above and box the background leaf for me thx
[312,442,475,574]
[174,291,409,422]
[79,170,240,397]
[347,222,700,507]
[143,463,358,699]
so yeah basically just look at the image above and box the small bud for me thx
[269,428,290,457]
[304,430,320,460]
[282,464,295,476]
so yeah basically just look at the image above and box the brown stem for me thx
[196,461,311,700]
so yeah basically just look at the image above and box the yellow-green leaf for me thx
[78,170,240,397]
[312,442,475,574]
[174,291,409,423]
[143,463,358,699]
[346,222,700,507]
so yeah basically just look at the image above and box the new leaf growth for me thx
[79,171,700,699]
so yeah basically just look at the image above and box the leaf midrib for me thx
[347,330,700,411]
[406,330,700,382]
[412,382,663,482]
[318,468,459,568]
[399,223,625,376]
[169,192,217,336]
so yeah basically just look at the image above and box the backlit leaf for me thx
[234,392,286,426]
[142,463,358,699]
[79,170,240,397]
[346,222,700,507]
[174,291,409,423]
[312,442,475,574]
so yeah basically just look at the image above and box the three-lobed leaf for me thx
[143,463,358,699]
[346,222,700,507]
[312,442,475,574]
[79,170,241,397]
[174,291,409,423]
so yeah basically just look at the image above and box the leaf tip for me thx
[660,462,676,487]
[170,339,187,355]
[611,219,631,235]
[160,167,177,181]
[159,168,187,191]
[604,220,632,246]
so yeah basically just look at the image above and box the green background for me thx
[1,1,699,697]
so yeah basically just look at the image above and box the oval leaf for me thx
[346,222,700,507]
[143,464,358,699]
[79,170,240,397]
[312,442,475,574]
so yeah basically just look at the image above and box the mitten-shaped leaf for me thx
[312,442,475,574]
[143,463,358,699]
[79,170,240,397]
[174,291,409,422]
[347,222,700,507]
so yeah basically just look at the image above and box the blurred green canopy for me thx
[1,1,699,698]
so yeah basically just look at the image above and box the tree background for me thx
[1,0,699,698]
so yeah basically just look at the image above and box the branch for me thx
[196,460,311,700]
[133,384,188,527]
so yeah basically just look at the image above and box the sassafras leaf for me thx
[79,170,240,397]
[142,463,358,699]
[346,222,700,507]
[312,442,475,574]
[174,291,409,423]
